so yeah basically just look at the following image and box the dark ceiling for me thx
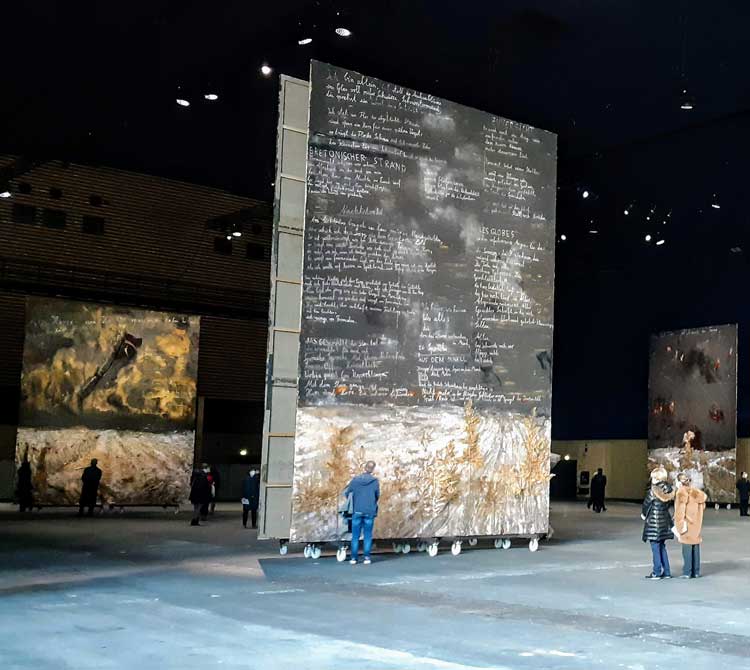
[3,0,750,438]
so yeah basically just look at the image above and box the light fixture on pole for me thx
[298,37,313,45]
[176,98,190,107]
[335,27,352,37]
[260,64,272,76]
[0,191,11,198]
[204,93,219,101]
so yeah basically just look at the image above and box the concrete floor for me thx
[1,502,750,669]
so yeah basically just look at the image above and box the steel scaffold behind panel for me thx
[259,75,309,541]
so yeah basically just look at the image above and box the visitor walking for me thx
[189,467,211,526]
[737,472,750,517]
[674,472,707,578]
[209,464,222,515]
[641,466,675,579]
[16,458,34,513]
[78,458,102,516]
[343,460,380,565]
[200,463,212,520]
[590,468,607,512]
[242,468,260,528]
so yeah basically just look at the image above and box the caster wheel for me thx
[529,538,539,553]
[303,544,311,559]
[310,545,322,560]
[393,542,402,554]
[468,538,478,547]
[416,542,427,553]
[451,541,462,556]
[336,547,347,562]
[494,538,503,549]
[279,544,288,556]
[427,543,439,557]
[726,504,732,510]
[502,538,511,550]
[402,543,411,554]
[715,503,720,510]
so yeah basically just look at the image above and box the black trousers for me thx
[740,499,749,516]
[242,505,257,528]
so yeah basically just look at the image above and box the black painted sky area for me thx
[3,1,750,438]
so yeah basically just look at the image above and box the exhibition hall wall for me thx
[289,62,557,542]
[15,298,200,505]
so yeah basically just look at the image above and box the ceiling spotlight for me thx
[298,37,313,45]
[582,190,589,199]
[656,239,665,246]
[564,454,571,461]
[645,234,652,242]
[204,93,219,101]
[226,234,232,241]
[232,231,242,238]
[680,90,695,110]
[560,234,567,241]
[624,209,629,216]
[335,27,352,37]
[0,191,11,198]
[260,64,272,76]
[731,246,742,254]
[176,98,190,107]
[239,448,248,456]
[711,195,720,209]
[646,215,651,221]
[588,229,598,234]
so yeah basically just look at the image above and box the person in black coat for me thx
[241,469,260,528]
[209,465,222,515]
[78,458,102,516]
[590,468,607,513]
[16,459,34,513]
[737,472,750,517]
[641,466,675,579]
[189,467,212,526]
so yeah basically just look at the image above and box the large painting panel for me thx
[648,324,737,502]
[16,298,200,505]
[289,62,557,541]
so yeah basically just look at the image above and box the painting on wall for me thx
[15,298,200,505]
[288,62,557,542]
[648,324,737,502]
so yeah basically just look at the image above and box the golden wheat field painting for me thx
[290,401,551,542]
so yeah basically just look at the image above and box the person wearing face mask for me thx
[737,472,750,517]
[242,468,261,528]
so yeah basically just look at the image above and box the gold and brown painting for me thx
[290,401,551,542]
[16,298,200,505]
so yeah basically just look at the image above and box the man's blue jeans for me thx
[350,512,375,560]
[650,540,671,577]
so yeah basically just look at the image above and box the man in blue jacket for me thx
[343,461,380,565]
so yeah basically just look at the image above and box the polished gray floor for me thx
[1,502,749,669]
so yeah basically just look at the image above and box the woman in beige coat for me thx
[673,472,707,578]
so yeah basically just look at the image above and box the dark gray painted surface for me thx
[299,62,557,415]
[648,324,737,451]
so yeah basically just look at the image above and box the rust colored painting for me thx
[648,324,737,502]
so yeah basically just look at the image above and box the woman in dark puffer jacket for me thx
[642,466,675,579]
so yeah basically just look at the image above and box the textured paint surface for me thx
[648,324,737,502]
[290,63,556,541]
[16,298,200,505]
